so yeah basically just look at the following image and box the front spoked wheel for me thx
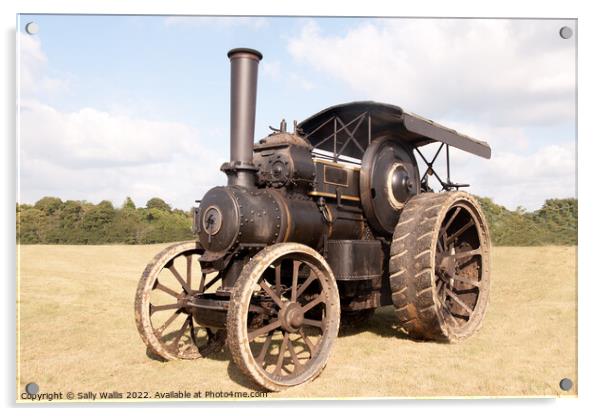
[227,243,340,391]
[134,241,226,360]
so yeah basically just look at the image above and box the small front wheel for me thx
[227,243,340,391]
[134,241,226,360]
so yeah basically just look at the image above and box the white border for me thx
[3,1,599,415]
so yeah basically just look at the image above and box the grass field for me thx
[17,245,577,400]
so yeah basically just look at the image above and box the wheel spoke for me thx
[437,236,445,253]
[154,282,181,298]
[296,272,317,300]
[445,287,474,315]
[435,278,445,296]
[440,301,461,326]
[438,280,449,302]
[186,255,192,289]
[202,274,221,293]
[299,328,316,357]
[302,318,323,329]
[451,273,480,288]
[452,248,482,260]
[273,332,289,376]
[275,264,282,297]
[255,332,273,365]
[171,318,190,350]
[446,218,475,244]
[287,336,302,370]
[155,310,181,335]
[259,280,284,308]
[290,260,301,302]
[442,207,461,233]
[458,256,478,271]
[150,302,181,314]
[301,294,324,314]
[248,319,282,341]
[167,264,192,294]
[199,273,207,292]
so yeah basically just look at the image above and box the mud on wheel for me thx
[227,243,340,391]
[135,241,226,360]
[389,191,491,342]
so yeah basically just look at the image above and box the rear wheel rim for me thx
[435,202,488,332]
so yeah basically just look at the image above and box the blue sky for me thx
[17,15,576,210]
[19,15,362,147]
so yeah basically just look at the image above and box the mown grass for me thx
[17,245,577,400]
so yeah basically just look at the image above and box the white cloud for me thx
[18,33,68,97]
[417,137,575,210]
[18,100,225,209]
[288,19,575,126]
[20,100,206,168]
[17,35,226,209]
[289,19,576,210]
[472,143,576,210]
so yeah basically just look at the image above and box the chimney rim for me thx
[227,47,263,61]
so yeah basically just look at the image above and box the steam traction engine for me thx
[134,48,492,391]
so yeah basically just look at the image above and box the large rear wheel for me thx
[389,192,491,342]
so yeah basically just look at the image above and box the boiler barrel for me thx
[195,186,365,256]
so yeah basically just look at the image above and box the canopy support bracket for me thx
[415,144,470,192]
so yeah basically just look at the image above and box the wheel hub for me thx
[438,255,456,275]
[279,302,304,333]
[179,292,195,315]
[437,244,457,278]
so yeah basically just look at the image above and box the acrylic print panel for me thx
[16,14,577,401]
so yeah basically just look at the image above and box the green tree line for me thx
[475,196,577,246]
[16,195,577,246]
[17,197,194,244]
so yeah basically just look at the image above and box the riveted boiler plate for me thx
[359,136,419,236]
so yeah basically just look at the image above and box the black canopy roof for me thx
[297,101,491,160]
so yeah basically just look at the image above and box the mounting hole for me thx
[559,378,573,391]
[559,26,573,39]
[25,22,39,35]
[25,382,39,395]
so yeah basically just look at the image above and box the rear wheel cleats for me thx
[388,192,492,342]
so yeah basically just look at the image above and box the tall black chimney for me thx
[222,47,263,188]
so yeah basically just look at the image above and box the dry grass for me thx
[17,245,577,400]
